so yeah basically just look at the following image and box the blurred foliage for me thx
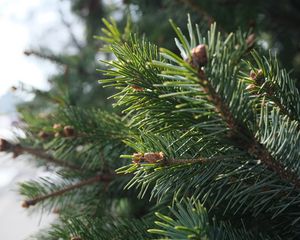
[21,0,300,114]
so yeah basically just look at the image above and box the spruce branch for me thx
[35,215,153,240]
[0,139,81,171]
[24,50,65,65]
[164,155,243,166]
[23,50,91,77]
[130,151,234,165]
[193,57,300,188]
[246,51,300,124]
[261,87,292,120]
[18,145,82,171]
[21,174,112,208]
[149,198,273,240]
[156,18,300,187]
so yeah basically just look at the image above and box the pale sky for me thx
[0,0,84,97]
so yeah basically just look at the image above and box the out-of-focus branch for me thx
[0,139,82,171]
[22,174,113,208]
[24,50,64,65]
[19,145,82,171]
[58,7,83,50]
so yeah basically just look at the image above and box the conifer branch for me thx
[24,50,92,77]
[164,155,244,165]
[24,50,64,65]
[165,157,207,165]
[132,152,208,165]
[21,174,112,208]
[259,85,300,133]
[0,139,82,171]
[18,145,82,171]
[263,81,300,125]
[197,69,300,188]
[248,69,299,124]
[132,152,241,166]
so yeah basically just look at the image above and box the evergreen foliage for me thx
[1,1,300,239]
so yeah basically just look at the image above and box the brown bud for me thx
[132,152,144,164]
[249,70,256,80]
[250,69,264,85]
[21,202,30,208]
[0,138,10,151]
[21,201,30,209]
[38,131,50,140]
[52,208,60,214]
[21,200,36,208]
[191,44,207,67]
[144,152,164,163]
[256,69,264,81]
[53,123,63,130]
[63,126,75,137]
[131,85,144,92]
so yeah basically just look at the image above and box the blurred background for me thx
[0,1,81,239]
[0,0,300,239]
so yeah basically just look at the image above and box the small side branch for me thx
[18,145,82,171]
[0,139,81,171]
[22,174,112,208]
[24,50,64,65]
[249,69,299,123]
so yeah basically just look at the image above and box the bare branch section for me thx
[21,174,113,208]
[0,139,81,171]
[165,157,207,165]
[24,50,64,65]
[131,152,237,165]
[19,145,82,171]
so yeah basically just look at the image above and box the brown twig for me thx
[132,153,240,166]
[6,143,82,171]
[24,50,64,65]
[22,174,113,208]
[165,157,207,165]
[164,155,244,165]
